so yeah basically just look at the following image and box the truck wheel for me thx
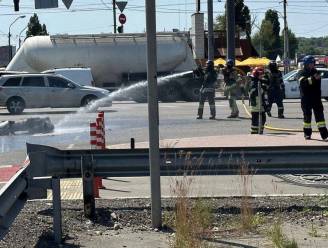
[159,84,181,102]
[6,97,25,114]
[182,85,201,102]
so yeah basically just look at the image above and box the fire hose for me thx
[241,100,318,133]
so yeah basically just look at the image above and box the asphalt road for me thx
[0,99,310,165]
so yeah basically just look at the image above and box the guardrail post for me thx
[52,177,62,244]
[81,155,95,219]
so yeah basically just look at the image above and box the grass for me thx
[239,156,256,232]
[169,174,213,248]
[268,221,299,248]
[308,220,320,237]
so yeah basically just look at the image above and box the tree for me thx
[26,14,48,37]
[251,9,282,59]
[214,0,252,39]
[281,29,298,59]
[252,20,275,58]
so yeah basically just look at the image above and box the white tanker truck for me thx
[7,33,202,102]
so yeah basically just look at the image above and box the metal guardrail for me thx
[1,143,328,243]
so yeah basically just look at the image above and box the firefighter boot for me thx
[278,108,285,119]
[319,127,328,140]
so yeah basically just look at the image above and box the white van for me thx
[42,68,95,87]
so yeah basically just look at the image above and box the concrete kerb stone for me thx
[107,133,328,149]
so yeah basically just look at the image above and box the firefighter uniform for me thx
[222,62,239,118]
[197,61,217,119]
[299,59,328,140]
[264,63,285,118]
[249,68,270,134]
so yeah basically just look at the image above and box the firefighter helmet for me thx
[226,59,234,67]
[303,55,315,66]
[252,67,264,78]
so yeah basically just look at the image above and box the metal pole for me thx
[258,80,262,135]
[52,177,62,244]
[145,0,161,228]
[226,0,235,62]
[283,0,288,74]
[196,0,200,12]
[8,31,11,61]
[113,0,117,33]
[207,0,214,60]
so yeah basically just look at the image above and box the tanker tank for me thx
[7,33,202,102]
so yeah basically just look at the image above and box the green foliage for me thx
[26,13,48,37]
[280,29,298,58]
[214,0,251,39]
[297,37,328,55]
[268,221,298,248]
[252,9,298,60]
[252,20,275,58]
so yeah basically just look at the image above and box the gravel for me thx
[0,196,327,247]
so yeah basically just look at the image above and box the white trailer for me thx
[7,33,201,101]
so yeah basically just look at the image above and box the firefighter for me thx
[249,67,270,134]
[222,59,240,118]
[299,55,328,140]
[196,60,217,120]
[264,61,285,118]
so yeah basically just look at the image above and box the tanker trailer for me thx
[7,33,202,102]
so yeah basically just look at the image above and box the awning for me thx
[238,57,270,67]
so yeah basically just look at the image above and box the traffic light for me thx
[117,25,123,34]
[13,0,19,11]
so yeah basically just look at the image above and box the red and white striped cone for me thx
[90,122,97,149]
[95,113,106,189]
[96,117,105,149]
[90,122,100,197]
[97,111,106,148]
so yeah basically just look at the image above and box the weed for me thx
[308,221,320,237]
[268,221,298,248]
[239,156,255,231]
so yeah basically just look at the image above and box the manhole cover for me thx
[276,174,328,188]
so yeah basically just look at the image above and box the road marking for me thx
[47,179,83,200]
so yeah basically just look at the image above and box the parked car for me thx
[42,68,95,87]
[0,74,112,114]
[283,68,328,100]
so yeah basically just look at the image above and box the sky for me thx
[0,0,328,47]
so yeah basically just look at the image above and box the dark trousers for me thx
[268,88,284,116]
[197,91,216,118]
[251,112,266,134]
[301,98,328,139]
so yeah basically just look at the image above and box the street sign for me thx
[35,0,58,9]
[116,1,127,12]
[62,0,73,9]
[119,13,126,24]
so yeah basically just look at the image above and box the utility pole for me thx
[113,0,117,33]
[283,0,289,74]
[207,0,214,61]
[145,0,161,228]
[196,0,200,12]
[226,0,235,62]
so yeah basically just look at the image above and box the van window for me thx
[48,76,71,88]
[3,77,21,86]
[22,77,45,87]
